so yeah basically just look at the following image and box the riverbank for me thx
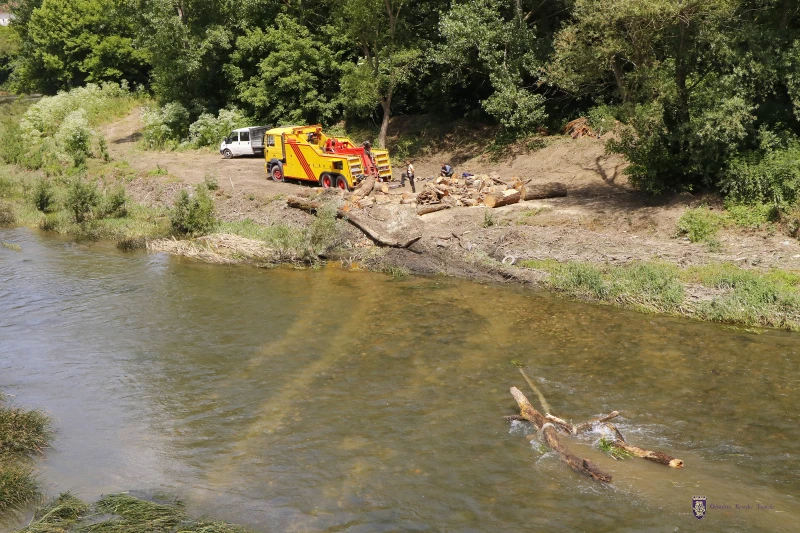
[0,394,50,518]
[2,103,800,331]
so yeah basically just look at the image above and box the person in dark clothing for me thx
[440,162,453,177]
[401,160,416,192]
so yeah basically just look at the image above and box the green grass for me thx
[597,437,634,460]
[19,493,254,533]
[677,206,728,243]
[0,397,52,517]
[517,259,800,330]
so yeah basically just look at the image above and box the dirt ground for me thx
[103,110,800,279]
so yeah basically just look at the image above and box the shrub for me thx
[722,143,800,208]
[141,103,190,149]
[66,178,99,223]
[203,173,219,191]
[32,179,56,212]
[307,204,341,257]
[587,104,617,135]
[677,207,728,243]
[0,201,14,226]
[724,202,776,229]
[188,108,248,148]
[55,110,94,166]
[170,186,216,236]
[98,186,128,218]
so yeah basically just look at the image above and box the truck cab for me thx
[263,125,392,190]
[220,126,269,158]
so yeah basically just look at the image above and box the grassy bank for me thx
[18,492,253,533]
[517,259,800,331]
[0,394,51,517]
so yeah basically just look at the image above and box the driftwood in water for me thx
[574,411,620,433]
[605,423,684,468]
[520,182,568,201]
[510,387,612,483]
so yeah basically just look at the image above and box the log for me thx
[574,411,620,433]
[337,209,421,248]
[417,204,451,215]
[287,195,323,212]
[353,175,375,198]
[545,414,576,435]
[520,182,567,201]
[484,189,521,208]
[461,198,479,207]
[510,387,612,483]
[605,423,684,468]
[373,181,390,194]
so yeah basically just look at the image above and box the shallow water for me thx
[1,228,798,532]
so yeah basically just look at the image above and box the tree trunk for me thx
[611,56,627,102]
[379,97,391,149]
[286,195,323,212]
[353,175,376,198]
[780,0,793,30]
[484,189,521,208]
[417,204,450,215]
[605,424,684,468]
[510,387,612,483]
[519,182,568,201]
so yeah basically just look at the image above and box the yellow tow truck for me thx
[263,125,392,190]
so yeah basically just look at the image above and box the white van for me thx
[220,126,270,158]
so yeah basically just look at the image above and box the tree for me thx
[11,0,149,93]
[226,14,342,125]
[0,24,20,87]
[338,0,424,148]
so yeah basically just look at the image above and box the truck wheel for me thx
[319,173,334,188]
[271,164,284,182]
[222,149,233,159]
[335,175,349,190]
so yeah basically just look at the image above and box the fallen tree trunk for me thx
[353,175,375,198]
[417,204,450,215]
[510,387,612,483]
[338,210,421,248]
[520,182,568,201]
[605,424,684,468]
[574,411,620,433]
[286,195,323,212]
[484,189,521,208]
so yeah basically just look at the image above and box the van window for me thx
[240,131,250,142]
[227,132,238,142]
[266,135,275,147]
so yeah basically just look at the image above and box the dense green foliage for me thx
[3,0,800,204]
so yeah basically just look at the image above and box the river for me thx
[1,228,798,532]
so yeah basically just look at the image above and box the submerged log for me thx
[484,189,521,208]
[520,182,568,201]
[605,423,684,468]
[574,411,620,433]
[510,387,612,483]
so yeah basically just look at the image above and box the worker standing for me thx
[401,160,416,193]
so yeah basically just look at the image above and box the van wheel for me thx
[222,149,233,159]
[336,175,349,190]
[271,164,284,182]
[320,173,334,188]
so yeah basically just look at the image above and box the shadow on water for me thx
[1,228,798,532]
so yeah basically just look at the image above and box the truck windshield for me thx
[227,132,237,142]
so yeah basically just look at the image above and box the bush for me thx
[66,178,99,223]
[54,110,94,166]
[481,84,547,134]
[188,108,247,148]
[0,201,14,226]
[722,143,800,208]
[32,179,56,212]
[98,186,128,218]
[170,186,216,236]
[203,173,219,191]
[724,202,776,229]
[141,103,191,149]
[677,207,728,243]
[587,104,617,135]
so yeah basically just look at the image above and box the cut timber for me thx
[520,182,567,201]
[286,195,323,212]
[353,175,375,198]
[605,423,684,468]
[417,203,451,215]
[484,189,521,208]
[510,387,612,483]
[373,181,390,194]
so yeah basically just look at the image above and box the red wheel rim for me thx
[337,178,347,190]
[274,169,282,181]
[322,175,332,188]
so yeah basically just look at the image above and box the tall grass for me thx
[519,259,800,330]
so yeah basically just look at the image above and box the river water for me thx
[1,228,798,532]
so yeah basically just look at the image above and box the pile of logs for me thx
[507,380,684,483]
[415,173,567,215]
[561,117,596,139]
